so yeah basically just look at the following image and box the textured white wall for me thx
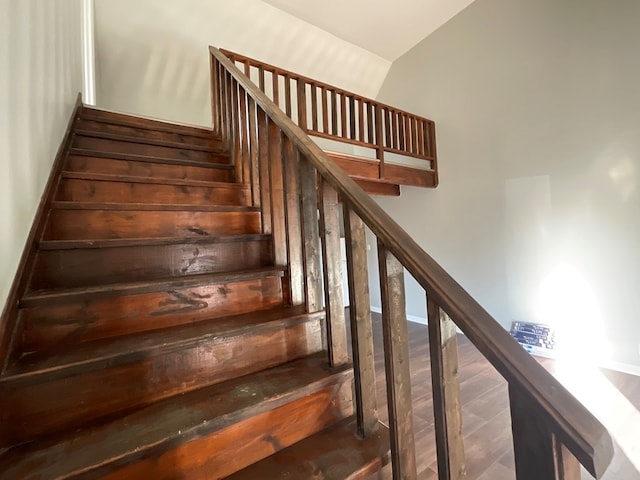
[94,0,391,127]
[0,0,83,312]
[373,0,640,369]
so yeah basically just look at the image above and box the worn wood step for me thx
[0,307,325,448]
[57,172,250,206]
[43,203,261,241]
[73,135,230,165]
[76,118,224,151]
[65,154,234,183]
[0,354,353,480]
[19,267,286,352]
[32,234,273,290]
[227,417,391,480]
[80,107,218,139]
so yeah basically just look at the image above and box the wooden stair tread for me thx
[60,171,247,189]
[51,201,260,212]
[0,354,350,480]
[69,148,233,169]
[6,305,315,378]
[39,233,271,250]
[227,417,391,480]
[21,266,286,307]
[80,107,218,139]
[75,129,226,154]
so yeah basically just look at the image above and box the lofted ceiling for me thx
[261,0,477,61]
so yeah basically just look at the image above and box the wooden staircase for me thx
[0,107,390,479]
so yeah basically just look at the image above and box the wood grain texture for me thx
[299,157,322,313]
[344,205,378,437]
[0,311,324,448]
[65,155,232,182]
[228,417,391,480]
[427,301,466,480]
[318,179,348,367]
[73,136,226,164]
[282,137,304,305]
[43,208,261,240]
[0,355,352,480]
[20,273,284,351]
[31,235,273,289]
[56,176,249,205]
[377,242,418,479]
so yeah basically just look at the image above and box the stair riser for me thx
[66,155,232,182]
[20,276,284,351]
[0,316,324,448]
[76,119,224,150]
[73,136,229,164]
[43,209,261,241]
[56,178,250,206]
[31,239,273,290]
[80,109,215,139]
[96,379,353,480]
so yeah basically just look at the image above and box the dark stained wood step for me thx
[19,268,286,351]
[0,307,325,448]
[227,417,391,480]
[80,107,218,139]
[31,234,273,290]
[56,175,250,206]
[0,354,353,480]
[65,154,234,183]
[75,120,224,151]
[60,170,244,189]
[43,205,261,240]
[73,135,230,164]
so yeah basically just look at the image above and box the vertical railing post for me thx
[268,119,287,268]
[210,55,219,136]
[344,205,378,437]
[374,104,385,180]
[297,79,307,133]
[553,437,581,480]
[318,179,348,367]
[427,299,466,480]
[238,87,250,184]
[510,385,562,480]
[282,138,304,306]
[378,240,417,480]
[299,156,322,313]
[256,109,272,235]
[247,98,260,207]
[231,80,242,181]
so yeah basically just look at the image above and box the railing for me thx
[209,46,613,480]
[220,49,438,185]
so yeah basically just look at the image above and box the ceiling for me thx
[261,0,477,61]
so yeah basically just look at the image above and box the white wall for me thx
[94,0,391,127]
[0,0,84,312]
[373,0,640,369]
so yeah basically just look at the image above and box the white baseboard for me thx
[369,306,427,325]
[368,306,640,377]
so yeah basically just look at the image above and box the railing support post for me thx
[344,205,378,438]
[299,157,322,313]
[510,384,561,480]
[427,300,466,480]
[378,240,417,480]
[318,179,348,367]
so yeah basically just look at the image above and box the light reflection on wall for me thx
[537,263,610,366]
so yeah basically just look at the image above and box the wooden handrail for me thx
[209,46,613,479]
[220,49,438,184]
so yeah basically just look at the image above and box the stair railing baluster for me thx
[247,97,261,207]
[282,137,304,306]
[343,204,378,438]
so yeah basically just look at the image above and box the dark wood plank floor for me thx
[364,312,640,480]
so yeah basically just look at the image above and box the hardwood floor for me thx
[364,312,640,479]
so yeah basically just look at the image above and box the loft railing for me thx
[220,49,438,186]
[209,46,613,480]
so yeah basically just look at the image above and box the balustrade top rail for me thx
[221,49,437,182]
[210,46,612,479]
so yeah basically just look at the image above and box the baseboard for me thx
[369,305,640,377]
